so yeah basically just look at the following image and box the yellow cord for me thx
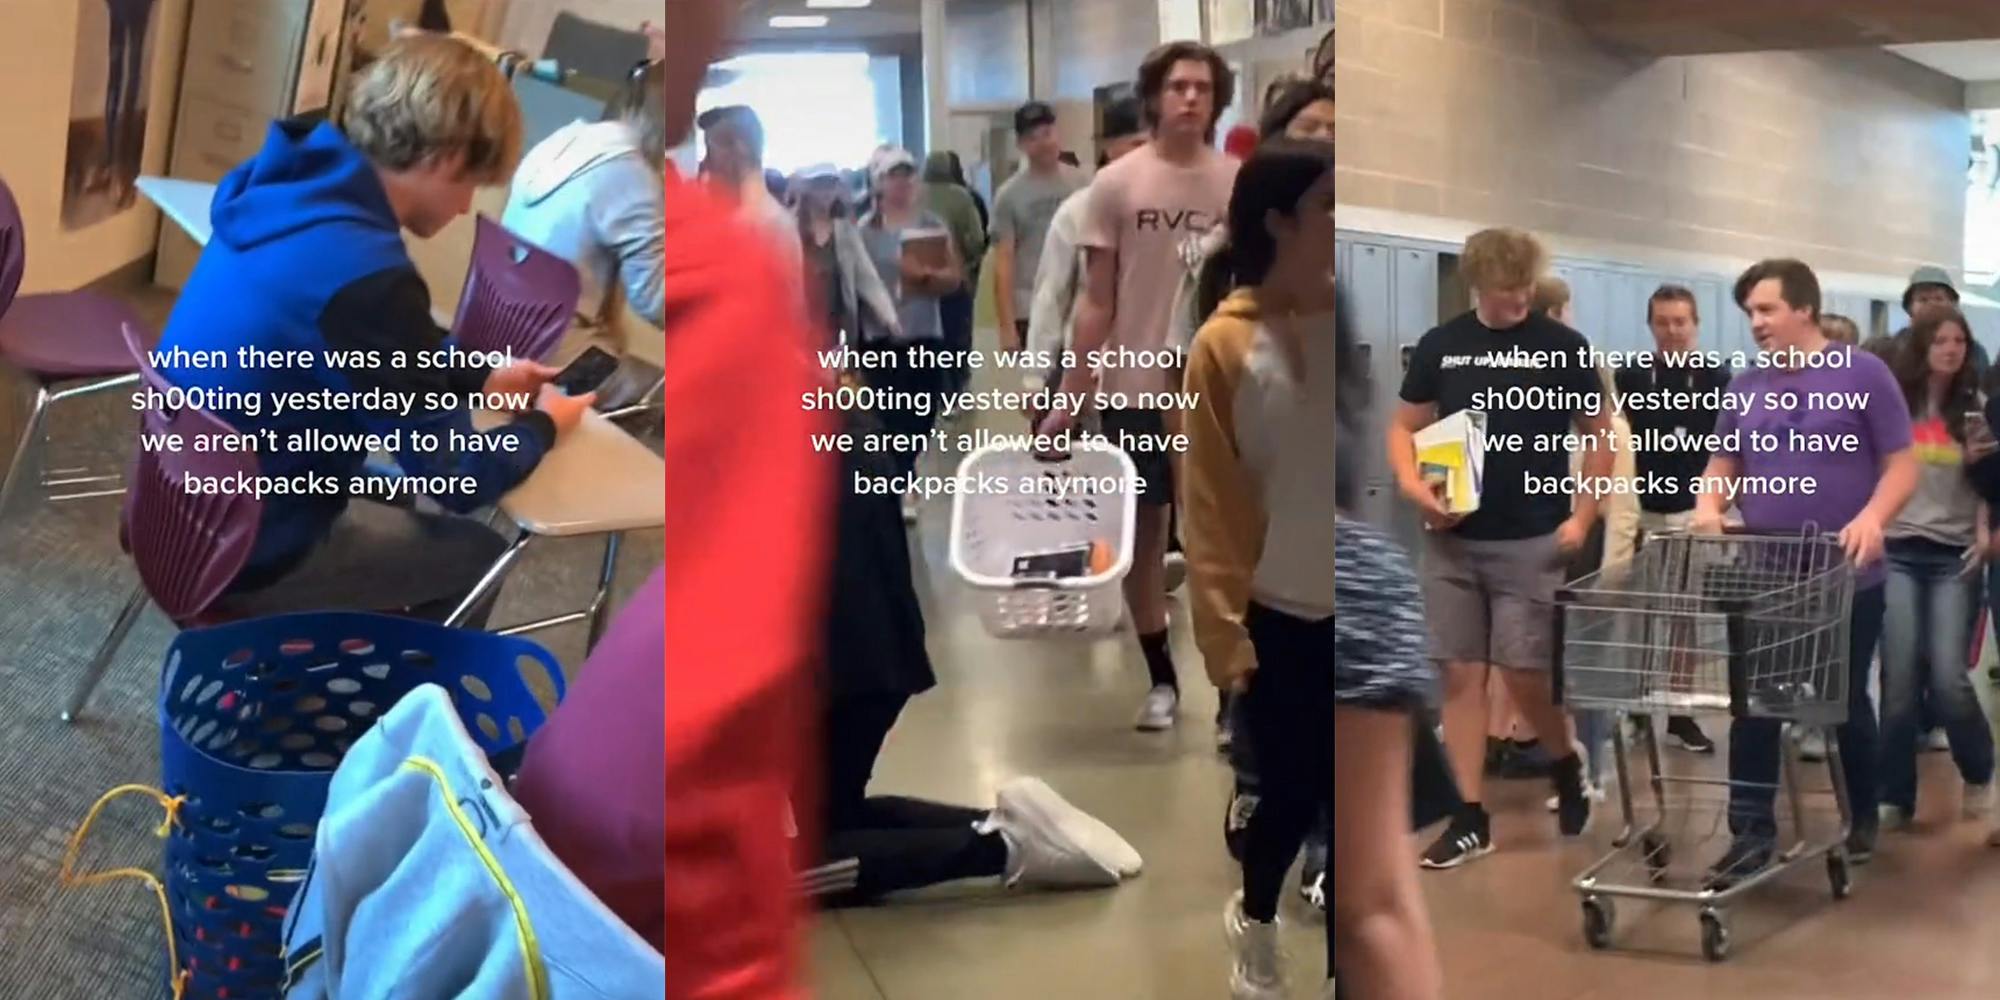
[59,785,191,1000]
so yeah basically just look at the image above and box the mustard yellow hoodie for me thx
[1182,289,1271,689]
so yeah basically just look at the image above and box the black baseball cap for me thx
[1015,101,1057,137]
[1101,97,1144,142]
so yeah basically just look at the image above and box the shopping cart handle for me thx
[1650,522,1836,540]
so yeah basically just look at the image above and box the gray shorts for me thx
[1419,529,1564,671]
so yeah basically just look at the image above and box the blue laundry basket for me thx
[156,612,566,999]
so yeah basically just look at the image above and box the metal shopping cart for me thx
[1555,528,1855,962]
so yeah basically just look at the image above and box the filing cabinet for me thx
[154,0,350,289]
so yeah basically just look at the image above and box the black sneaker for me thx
[1420,812,1494,869]
[1704,836,1774,891]
[1846,823,1877,865]
[1552,755,1592,836]
[1666,716,1716,754]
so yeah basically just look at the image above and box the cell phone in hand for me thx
[554,347,619,396]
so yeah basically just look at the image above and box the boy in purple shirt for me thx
[1695,259,1918,887]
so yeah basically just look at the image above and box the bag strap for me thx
[60,785,191,1000]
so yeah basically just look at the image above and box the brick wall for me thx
[1335,0,1971,276]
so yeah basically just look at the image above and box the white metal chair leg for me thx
[447,529,534,628]
[64,582,147,723]
[584,532,622,651]
[0,385,51,517]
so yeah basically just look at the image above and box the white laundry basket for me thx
[948,440,1140,637]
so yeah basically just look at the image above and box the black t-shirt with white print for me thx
[1400,310,1600,541]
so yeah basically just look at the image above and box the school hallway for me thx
[806,321,2000,1000]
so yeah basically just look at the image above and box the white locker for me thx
[1387,247,1437,551]
[1344,242,1401,535]
[1824,293,1869,329]
[1720,298,1753,368]
[1691,279,1726,357]
[1610,273,1656,358]
[1565,267,1613,356]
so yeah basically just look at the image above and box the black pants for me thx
[940,288,975,396]
[860,343,941,480]
[1240,602,1335,972]
[816,693,1007,904]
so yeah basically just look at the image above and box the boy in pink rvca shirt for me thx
[1079,141,1238,398]
[1043,40,1240,735]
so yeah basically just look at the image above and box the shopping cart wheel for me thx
[1699,909,1731,962]
[1640,832,1671,882]
[1580,896,1614,950]
[1826,853,1851,900]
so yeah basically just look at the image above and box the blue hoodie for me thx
[158,118,554,589]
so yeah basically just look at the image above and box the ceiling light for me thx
[806,0,872,8]
[770,14,830,28]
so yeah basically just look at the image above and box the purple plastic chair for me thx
[451,215,581,362]
[64,323,261,722]
[0,176,154,514]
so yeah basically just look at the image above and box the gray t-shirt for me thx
[991,166,1084,314]
[861,210,948,345]
[1888,409,1982,548]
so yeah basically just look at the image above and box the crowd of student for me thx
[653,21,1339,1000]
[1330,212,2000,995]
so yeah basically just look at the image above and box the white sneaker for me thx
[1966,783,1995,821]
[986,777,1136,887]
[1795,728,1828,762]
[1164,551,1188,591]
[1136,684,1179,731]
[1225,890,1287,1000]
[1879,803,1913,832]
[1545,782,1606,813]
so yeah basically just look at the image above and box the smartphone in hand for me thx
[554,347,620,396]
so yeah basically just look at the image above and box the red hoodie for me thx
[517,165,829,1000]
[655,168,828,1000]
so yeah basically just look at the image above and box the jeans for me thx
[1987,558,2000,667]
[1728,585,1884,839]
[1881,538,1995,813]
[938,287,974,396]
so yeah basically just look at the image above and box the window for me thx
[1967,109,2000,286]
[696,52,896,175]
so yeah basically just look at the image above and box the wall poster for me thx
[63,0,162,231]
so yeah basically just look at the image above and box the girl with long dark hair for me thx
[1879,307,1997,833]
[793,166,900,350]
[1184,139,1437,999]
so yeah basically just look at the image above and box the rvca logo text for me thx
[1136,208,1217,232]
